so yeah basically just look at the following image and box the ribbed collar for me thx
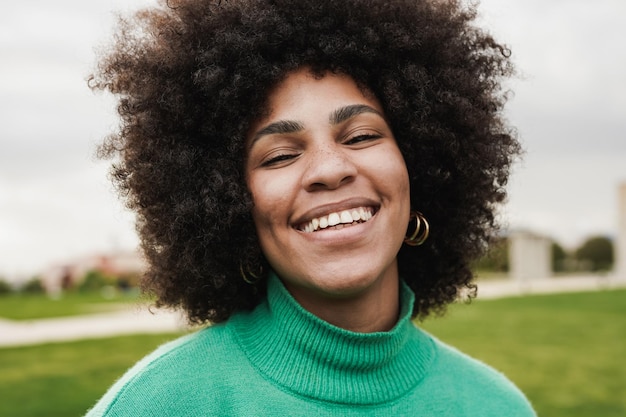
[231,273,435,405]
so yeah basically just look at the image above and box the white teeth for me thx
[299,206,375,233]
[328,212,341,226]
[340,211,353,223]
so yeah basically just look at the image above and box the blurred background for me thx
[1,0,625,287]
[1,1,625,416]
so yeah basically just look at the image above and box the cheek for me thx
[381,152,411,202]
[249,175,291,230]
[400,168,411,202]
[250,187,293,264]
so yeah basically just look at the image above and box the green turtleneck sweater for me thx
[86,274,536,416]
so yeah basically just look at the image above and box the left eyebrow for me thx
[329,104,384,125]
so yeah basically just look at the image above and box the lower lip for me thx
[296,213,377,245]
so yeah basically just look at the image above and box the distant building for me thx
[508,230,552,281]
[40,250,146,294]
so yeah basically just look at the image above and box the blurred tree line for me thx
[0,235,617,294]
[473,235,614,274]
[0,276,45,296]
[0,269,139,297]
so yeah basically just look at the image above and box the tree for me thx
[575,236,614,272]
[0,279,13,295]
[551,242,568,272]
[21,277,45,294]
[473,237,509,272]
[78,270,110,293]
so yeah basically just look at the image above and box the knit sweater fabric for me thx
[86,274,536,416]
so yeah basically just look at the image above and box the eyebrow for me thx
[252,120,305,143]
[251,104,383,144]
[329,104,383,125]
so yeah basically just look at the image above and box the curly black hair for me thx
[90,0,518,324]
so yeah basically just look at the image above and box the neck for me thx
[230,274,434,405]
[283,270,400,333]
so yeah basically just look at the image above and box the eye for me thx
[260,152,299,167]
[344,133,382,145]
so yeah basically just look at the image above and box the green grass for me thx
[0,333,184,417]
[0,291,144,320]
[420,289,626,417]
[0,290,624,416]
[472,270,508,280]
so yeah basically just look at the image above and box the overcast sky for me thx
[1,0,625,281]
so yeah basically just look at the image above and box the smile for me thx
[297,207,376,233]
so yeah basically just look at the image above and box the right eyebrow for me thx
[251,120,305,144]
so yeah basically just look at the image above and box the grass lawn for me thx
[0,333,184,417]
[0,291,145,320]
[421,289,626,417]
[0,289,624,416]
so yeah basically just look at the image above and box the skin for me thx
[246,68,411,333]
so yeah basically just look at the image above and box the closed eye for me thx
[344,133,382,145]
[260,153,299,167]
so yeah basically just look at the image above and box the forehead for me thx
[261,69,383,121]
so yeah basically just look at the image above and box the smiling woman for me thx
[246,70,410,331]
[86,0,534,415]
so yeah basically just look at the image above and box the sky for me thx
[1,0,625,282]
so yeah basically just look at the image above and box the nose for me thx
[302,142,357,191]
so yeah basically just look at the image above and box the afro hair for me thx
[91,0,518,324]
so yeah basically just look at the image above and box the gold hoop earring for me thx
[404,211,429,246]
[239,262,262,285]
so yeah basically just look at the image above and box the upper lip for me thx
[291,197,380,227]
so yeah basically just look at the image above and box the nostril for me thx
[307,173,355,191]
[303,150,358,191]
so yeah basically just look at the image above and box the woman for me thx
[87,0,535,415]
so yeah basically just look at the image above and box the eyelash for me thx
[344,133,381,145]
[260,153,299,167]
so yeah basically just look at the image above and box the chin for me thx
[301,261,397,299]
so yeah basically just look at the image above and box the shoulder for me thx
[423,332,537,417]
[85,323,242,416]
